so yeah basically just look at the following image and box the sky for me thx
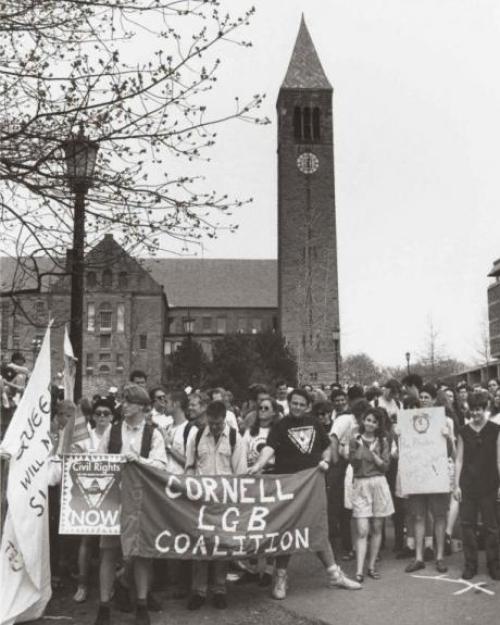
[161,1,500,367]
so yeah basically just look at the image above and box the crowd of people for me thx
[2,363,500,625]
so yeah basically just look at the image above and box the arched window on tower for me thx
[303,107,312,140]
[293,106,302,140]
[312,108,321,141]
[102,269,112,288]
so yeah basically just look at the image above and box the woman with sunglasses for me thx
[238,398,282,586]
[73,398,115,603]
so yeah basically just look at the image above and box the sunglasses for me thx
[95,410,112,417]
[155,395,166,400]
[259,405,272,411]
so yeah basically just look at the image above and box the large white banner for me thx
[0,324,52,625]
[398,406,450,495]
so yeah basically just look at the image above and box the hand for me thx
[441,425,450,439]
[318,459,330,473]
[123,451,139,463]
[453,486,462,502]
[248,464,260,475]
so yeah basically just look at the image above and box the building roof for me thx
[0,254,278,309]
[281,16,332,90]
[143,258,277,308]
[488,257,500,278]
[0,256,62,294]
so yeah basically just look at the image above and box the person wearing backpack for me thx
[94,384,167,625]
[185,400,247,611]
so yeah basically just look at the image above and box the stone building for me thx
[488,257,500,361]
[0,17,341,390]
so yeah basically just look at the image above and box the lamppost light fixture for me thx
[63,122,99,192]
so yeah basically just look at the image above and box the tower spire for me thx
[281,15,331,90]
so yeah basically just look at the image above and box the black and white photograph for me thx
[0,2,499,625]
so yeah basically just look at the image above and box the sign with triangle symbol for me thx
[287,426,316,454]
[75,475,115,509]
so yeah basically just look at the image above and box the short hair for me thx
[190,390,210,407]
[129,369,147,382]
[331,389,347,401]
[167,389,189,412]
[206,400,227,420]
[208,387,226,400]
[92,397,115,416]
[468,393,488,410]
[287,388,311,405]
[420,383,437,399]
[347,385,364,402]
[11,351,26,364]
[311,400,333,417]
[402,374,423,391]
[248,383,269,400]
[275,379,288,388]
[122,383,150,406]
[149,386,166,401]
[350,398,371,418]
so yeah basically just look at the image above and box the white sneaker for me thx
[327,565,362,590]
[272,569,288,600]
[73,585,88,602]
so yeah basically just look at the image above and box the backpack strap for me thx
[108,422,122,454]
[194,426,237,457]
[140,423,154,458]
[183,421,195,452]
[194,426,204,457]
[229,426,237,453]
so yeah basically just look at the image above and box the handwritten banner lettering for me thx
[398,407,449,495]
[121,464,328,560]
[59,454,124,535]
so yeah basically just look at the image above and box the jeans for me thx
[460,491,499,570]
[191,561,227,596]
[326,459,352,555]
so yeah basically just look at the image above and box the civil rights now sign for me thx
[59,454,124,535]
[121,464,329,560]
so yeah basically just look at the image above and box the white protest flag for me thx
[63,323,76,401]
[0,323,53,625]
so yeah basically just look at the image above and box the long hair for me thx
[358,406,387,451]
[250,398,282,437]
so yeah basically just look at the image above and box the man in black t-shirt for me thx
[249,389,361,599]
[454,393,500,580]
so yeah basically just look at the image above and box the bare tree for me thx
[1,1,268,294]
[473,306,492,367]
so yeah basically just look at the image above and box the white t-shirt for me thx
[151,409,174,430]
[242,426,273,467]
[276,399,289,416]
[166,421,197,475]
[330,413,358,459]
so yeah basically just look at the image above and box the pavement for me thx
[35,548,499,625]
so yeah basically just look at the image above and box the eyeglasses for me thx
[155,395,166,401]
[95,410,112,417]
[259,405,272,411]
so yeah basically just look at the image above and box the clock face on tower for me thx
[296,152,319,174]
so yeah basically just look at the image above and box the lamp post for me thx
[62,123,99,401]
[405,351,411,376]
[332,330,340,384]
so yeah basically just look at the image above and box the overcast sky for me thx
[159,0,500,367]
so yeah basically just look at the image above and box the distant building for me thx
[488,257,500,360]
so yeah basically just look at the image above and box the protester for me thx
[454,393,500,580]
[129,369,148,388]
[94,384,167,625]
[187,390,210,429]
[249,388,361,599]
[185,400,247,610]
[349,407,394,581]
[275,379,290,416]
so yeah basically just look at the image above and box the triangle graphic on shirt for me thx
[75,475,115,509]
[287,426,316,454]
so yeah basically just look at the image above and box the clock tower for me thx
[277,17,340,384]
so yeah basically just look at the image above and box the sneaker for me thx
[94,604,110,625]
[423,547,434,562]
[213,593,227,609]
[114,581,133,613]
[135,604,150,625]
[396,546,415,560]
[405,560,425,573]
[259,572,273,587]
[327,565,362,590]
[462,566,476,580]
[187,594,205,611]
[436,559,448,573]
[73,585,88,603]
[444,534,452,556]
[272,569,287,600]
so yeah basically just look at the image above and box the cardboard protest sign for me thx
[59,454,124,535]
[0,324,52,625]
[121,464,329,560]
[398,406,449,495]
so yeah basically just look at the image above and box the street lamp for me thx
[332,330,341,384]
[183,311,196,387]
[405,351,411,376]
[62,122,99,401]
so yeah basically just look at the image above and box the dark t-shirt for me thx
[459,420,500,497]
[266,415,331,474]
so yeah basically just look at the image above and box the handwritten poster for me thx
[398,407,450,495]
[59,454,124,535]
